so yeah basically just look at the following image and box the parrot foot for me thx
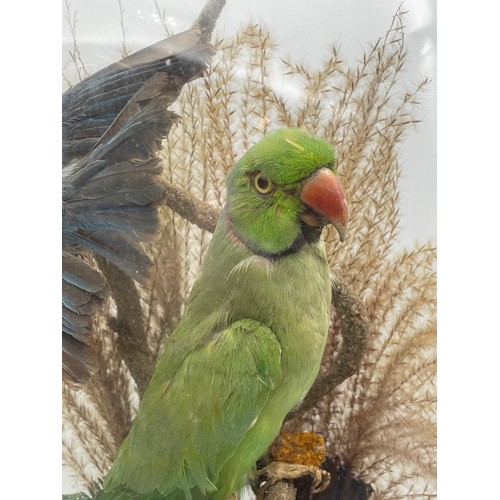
[256,461,330,499]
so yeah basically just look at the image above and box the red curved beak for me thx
[299,168,349,242]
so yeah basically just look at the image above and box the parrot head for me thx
[226,128,349,256]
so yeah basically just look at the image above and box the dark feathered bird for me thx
[62,27,214,382]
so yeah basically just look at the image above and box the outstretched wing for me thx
[102,319,282,499]
[62,28,214,381]
[62,28,213,165]
[62,252,106,380]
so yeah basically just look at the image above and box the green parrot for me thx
[100,127,349,499]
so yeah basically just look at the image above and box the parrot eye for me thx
[253,173,274,194]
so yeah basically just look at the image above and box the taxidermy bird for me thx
[98,127,349,499]
[62,28,213,381]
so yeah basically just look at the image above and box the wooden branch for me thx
[255,461,330,500]
[260,481,297,500]
[163,180,219,233]
[96,257,154,400]
[191,0,227,44]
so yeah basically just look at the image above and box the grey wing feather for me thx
[62,27,214,381]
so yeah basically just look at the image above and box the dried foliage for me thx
[63,6,436,499]
[63,0,89,86]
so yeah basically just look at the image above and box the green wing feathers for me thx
[103,319,282,499]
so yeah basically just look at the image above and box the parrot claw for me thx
[256,461,330,499]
